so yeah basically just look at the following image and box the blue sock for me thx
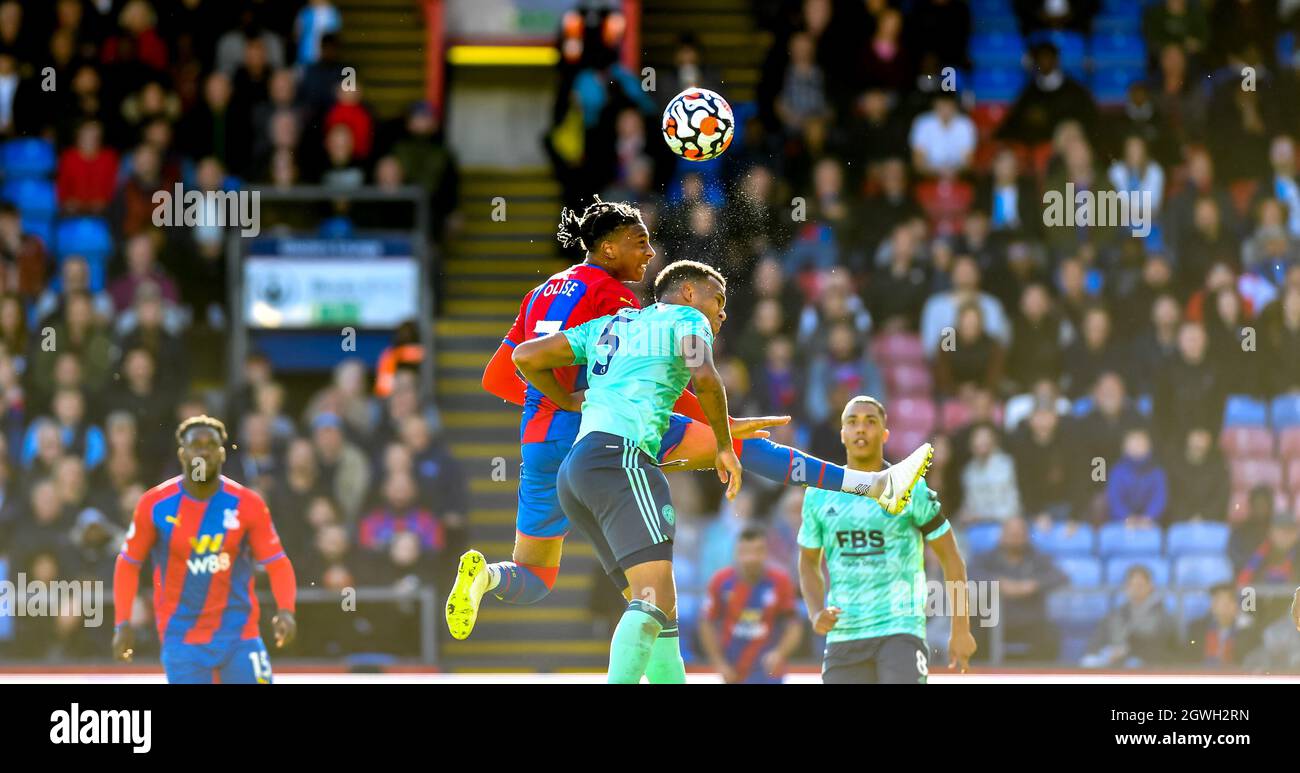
[739,437,851,492]
[490,561,553,605]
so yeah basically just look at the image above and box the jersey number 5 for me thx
[591,315,629,376]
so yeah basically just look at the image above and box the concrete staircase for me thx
[641,0,771,103]
[336,0,427,118]
[434,169,613,671]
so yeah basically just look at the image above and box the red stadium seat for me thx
[915,179,974,237]
[940,398,973,432]
[1230,459,1284,493]
[884,362,934,398]
[1220,426,1275,458]
[889,396,937,435]
[1287,458,1300,494]
[971,104,1008,138]
[886,429,931,462]
[1279,427,1300,460]
[870,331,925,365]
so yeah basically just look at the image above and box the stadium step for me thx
[434,166,605,671]
[641,0,764,103]
[336,0,427,118]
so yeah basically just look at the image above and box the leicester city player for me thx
[798,396,976,684]
[512,261,933,683]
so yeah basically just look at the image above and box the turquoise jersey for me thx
[561,302,714,459]
[797,479,949,643]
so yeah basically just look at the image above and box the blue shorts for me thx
[516,413,692,539]
[161,637,274,684]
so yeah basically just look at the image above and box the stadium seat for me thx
[915,179,974,237]
[1230,458,1283,493]
[1279,427,1300,459]
[1223,395,1269,427]
[1097,522,1162,557]
[1071,396,1094,417]
[1227,489,1290,524]
[1047,589,1109,663]
[0,556,10,642]
[939,398,972,432]
[1089,67,1145,105]
[0,137,56,179]
[1220,426,1275,458]
[961,522,1002,555]
[1134,394,1152,417]
[1105,556,1170,587]
[2,178,57,219]
[870,331,925,364]
[885,429,930,461]
[1166,522,1230,558]
[1272,394,1300,428]
[53,216,112,291]
[20,216,52,247]
[1173,555,1234,589]
[888,396,937,434]
[1029,29,1086,75]
[1172,590,1212,636]
[1090,32,1146,68]
[883,362,933,398]
[1286,458,1300,494]
[971,0,1013,16]
[1030,522,1096,557]
[971,32,1025,68]
[971,66,1027,105]
[1058,556,1103,588]
[972,13,1018,33]
[1093,13,1141,35]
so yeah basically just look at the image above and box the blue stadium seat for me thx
[972,14,1018,33]
[1271,394,1300,428]
[21,216,52,246]
[1098,523,1163,557]
[674,553,699,592]
[1071,396,1094,416]
[318,215,355,239]
[1090,67,1145,104]
[1135,394,1153,417]
[1029,29,1086,71]
[1093,14,1141,35]
[971,32,1026,68]
[54,216,112,291]
[1058,556,1103,588]
[0,137,56,179]
[1279,31,1295,67]
[971,67,1027,104]
[1173,555,1234,589]
[2,177,57,219]
[1048,589,1109,665]
[1224,395,1269,427]
[1170,590,1212,634]
[1091,33,1146,68]
[1166,522,1230,557]
[1101,0,1144,15]
[961,522,1002,555]
[0,556,10,641]
[1031,522,1096,557]
[1106,555,1170,587]
[971,0,1013,15]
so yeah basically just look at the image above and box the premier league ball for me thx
[661,87,735,161]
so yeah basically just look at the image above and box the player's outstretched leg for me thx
[660,414,933,513]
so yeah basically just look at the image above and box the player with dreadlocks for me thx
[447,197,932,682]
[112,415,298,683]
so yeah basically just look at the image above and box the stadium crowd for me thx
[557,0,1300,674]
[0,0,463,661]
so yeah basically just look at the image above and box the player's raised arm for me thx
[512,324,585,413]
[684,335,740,498]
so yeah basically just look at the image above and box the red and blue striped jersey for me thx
[120,475,287,645]
[705,565,796,682]
[504,262,641,443]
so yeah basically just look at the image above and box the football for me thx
[661,87,735,161]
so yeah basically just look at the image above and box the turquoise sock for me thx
[644,620,686,684]
[608,599,667,684]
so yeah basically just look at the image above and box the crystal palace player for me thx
[112,416,297,684]
[447,198,934,649]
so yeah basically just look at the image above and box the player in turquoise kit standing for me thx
[799,396,976,683]
[513,262,934,683]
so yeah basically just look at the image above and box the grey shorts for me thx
[822,634,929,684]
[556,431,676,577]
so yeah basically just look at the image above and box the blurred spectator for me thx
[1107,134,1165,216]
[998,41,1099,144]
[775,32,830,135]
[1106,428,1167,526]
[1081,564,1180,668]
[1166,427,1230,521]
[698,526,802,684]
[960,425,1021,522]
[389,100,460,241]
[1259,286,1300,394]
[57,119,119,214]
[980,149,1038,237]
[1186,583,1258,667]
[659,32,721,97]
[909,92,975,178]
[1143,0,1208,57]
[400,415,467,532]
[857,8,910,93]
[1006,284,1067,393]
[215,8,288,76]
[359,471,444,553]
[1234,508,1300,588]
[1153,322,1224,452]
[311,412,371,524]
[104,347,174,463]
[21,389,105,471]
[1061,305,1123,398]
[805,323,886,426]
[935,301,1006,397]
[969,516,1068,661]
[295,0,343,67]
[230,412,279,494]
[865,226,929,331]
[29,291,115,407]
[1009,406,1073,524]
[920,256,1011,356]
